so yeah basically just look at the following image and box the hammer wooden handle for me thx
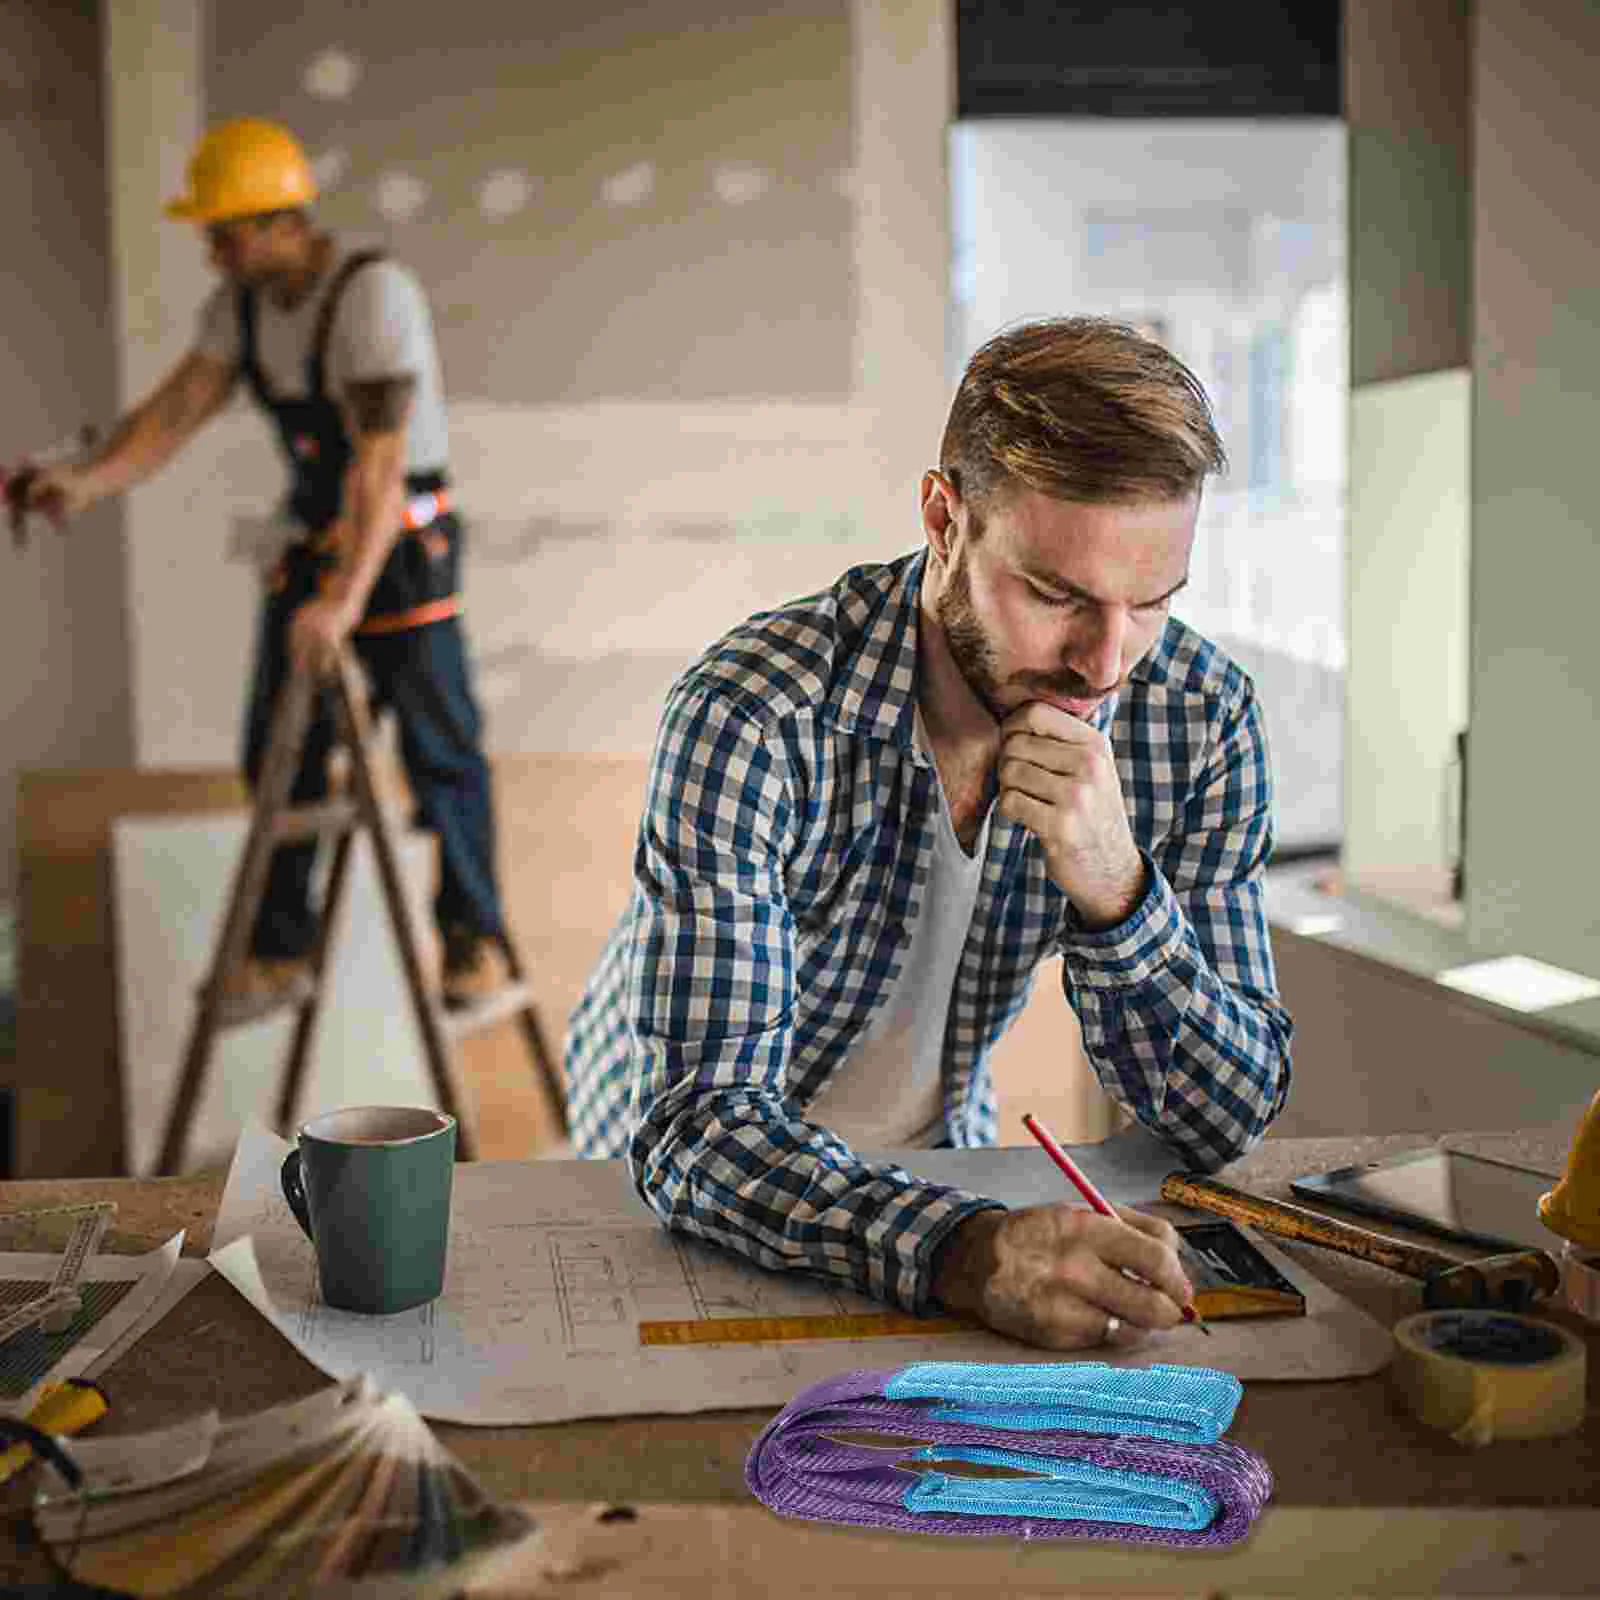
[1159,1171,1456,1282]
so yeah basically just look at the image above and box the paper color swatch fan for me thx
[31,1374,532,1596]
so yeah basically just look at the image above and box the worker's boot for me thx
[440,927,510,1011]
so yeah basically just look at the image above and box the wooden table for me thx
[1,1128,1596,1595]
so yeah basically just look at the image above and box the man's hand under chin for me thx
[996,700,1147,930]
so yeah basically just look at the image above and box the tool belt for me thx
[272,482,462,635]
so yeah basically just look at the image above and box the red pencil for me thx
[1021,1112,1210,1336]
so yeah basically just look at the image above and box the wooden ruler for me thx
[639,1312,971,1347]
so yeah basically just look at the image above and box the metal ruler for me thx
[1177,1220,1306,1319]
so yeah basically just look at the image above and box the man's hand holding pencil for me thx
[930,1113,1203,1350]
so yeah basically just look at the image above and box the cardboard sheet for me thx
[112,812,438,1175]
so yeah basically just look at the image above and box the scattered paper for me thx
[0,1236,183,1416]
[37,1410,221,1502]
[84,1258,211,1383]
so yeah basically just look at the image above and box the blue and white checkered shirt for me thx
[564,551,1293,1314]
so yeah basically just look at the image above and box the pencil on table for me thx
[1020,1112,1212,1337]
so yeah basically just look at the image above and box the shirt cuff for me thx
[1059,850,1190,992]
[908,1196,1010,1317]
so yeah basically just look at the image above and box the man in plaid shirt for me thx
[565,317,1294,1351]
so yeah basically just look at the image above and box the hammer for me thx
[4,426,97,549]
[1160,1171,1562,1311]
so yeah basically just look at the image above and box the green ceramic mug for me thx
[280,1105,456,1314]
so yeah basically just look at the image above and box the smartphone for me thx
[1288,1147,1560,1255]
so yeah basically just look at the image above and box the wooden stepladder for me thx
[155,651,567,1175]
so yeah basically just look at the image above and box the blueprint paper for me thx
[208,1125,1392,1425]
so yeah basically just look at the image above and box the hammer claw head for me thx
[1421,1250,1559,1312]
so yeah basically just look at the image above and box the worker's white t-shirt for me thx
[195,250,450,475]
[804,707,995,1149]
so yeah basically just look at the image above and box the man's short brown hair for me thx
[940,316,1227,516]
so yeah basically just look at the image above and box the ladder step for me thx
[211,969,318,1032]
[443,981,535,1040]
[272,798,360,843]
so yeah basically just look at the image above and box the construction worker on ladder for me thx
[6,118,510,1012]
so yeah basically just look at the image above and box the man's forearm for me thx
[78,396,190,502]
[630,1075,1002,1315]
[77,353,233,502]
[326,375,416,616]
[327,441,407,615]
[1062,867,1292,1167]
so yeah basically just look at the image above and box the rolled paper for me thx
[746,1363,1272,1547]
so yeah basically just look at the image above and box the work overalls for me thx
[238,251,504,961]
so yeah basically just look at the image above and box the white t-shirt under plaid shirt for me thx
[563,550,1294,1315]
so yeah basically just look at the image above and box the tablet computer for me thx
[1288,1147,1560,1255]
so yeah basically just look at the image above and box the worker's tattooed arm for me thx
[288,374,418,672]
[344,375,416,436]
[330,374,417,604]
[41,352,236,509]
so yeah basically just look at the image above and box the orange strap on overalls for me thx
[305,488,463,633]
[354,487,459,633]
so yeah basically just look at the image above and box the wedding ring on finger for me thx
[1103,1314,1122,1342]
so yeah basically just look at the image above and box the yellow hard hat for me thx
[164,118,318,224]
[1541,1089,1600,1250]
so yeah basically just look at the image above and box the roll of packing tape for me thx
[1560,1241,1600,1323]
[1390,1310,1587,1447]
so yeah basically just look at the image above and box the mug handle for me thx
[280,1148,314,1241]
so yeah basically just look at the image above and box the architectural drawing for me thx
[543,1227,872,1355]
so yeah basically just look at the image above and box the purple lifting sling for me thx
[746,1362,1273,1547]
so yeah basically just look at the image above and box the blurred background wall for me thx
[5,0,1355,899]
[950,118,1347,854]
[0,0,132,910]
[107,0,950,770]
[6,1,1600,1173]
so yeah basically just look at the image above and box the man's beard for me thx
[934,548,1108,721]
[934,549,1009,720]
